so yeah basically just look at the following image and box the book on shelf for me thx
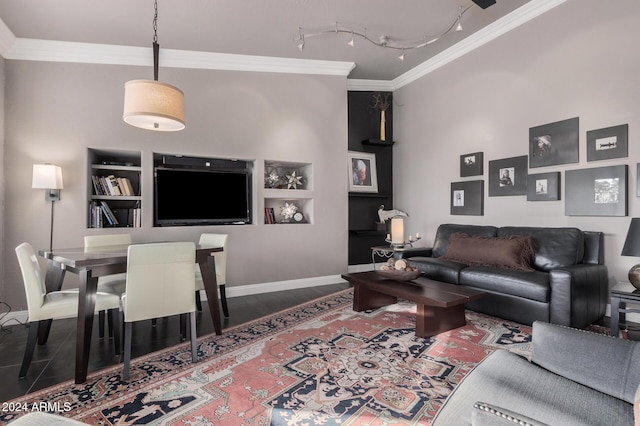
[92,175,135,197]
[100,201,119,225]
[264,207,276,224]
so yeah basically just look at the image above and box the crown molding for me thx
[346,79,395,92]
[1,35,356,77]
[391,0,568,90]
[0,17,16,58]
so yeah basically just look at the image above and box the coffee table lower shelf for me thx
[342,271,487,338]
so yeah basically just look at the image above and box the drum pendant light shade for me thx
[123,79,185,131]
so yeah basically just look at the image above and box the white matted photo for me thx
[348,151,378,193]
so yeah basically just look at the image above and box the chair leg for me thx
[98,310,105,339]
[108,310,114,339]
[109,308,121,356]
[220,284,229,318]
[123,322,132,380]
[190,311,197,363]
[195,290,202,312]
[180,314,187,341]
[19,322,40,379]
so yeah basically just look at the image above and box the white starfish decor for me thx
[286,171,303,189]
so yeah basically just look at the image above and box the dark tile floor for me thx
[0,283,351,403]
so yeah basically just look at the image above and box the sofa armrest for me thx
[395,247,433,259]
[472,402,549,426]
[532,321,640,403]
[549,263,607,327]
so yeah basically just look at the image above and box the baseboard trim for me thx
[225,274,348,298]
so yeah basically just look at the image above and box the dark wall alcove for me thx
[348,91,394,265]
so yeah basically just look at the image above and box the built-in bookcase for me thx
[87,149,142,228]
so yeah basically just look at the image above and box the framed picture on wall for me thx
[488,155,528,196]
[348,151,378,193]
[529,117,579,168]
[565,165,628,216]
[586,124,628,162]
[527,172,561,201]
[460,152,484,177]
[451,180,484,215]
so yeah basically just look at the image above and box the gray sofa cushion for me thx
[432,350,634,425]
[532,321,640,403]
[406,257,467,284]
[432,224,498,258]
[460,267,550,302]
[497,227,584,271]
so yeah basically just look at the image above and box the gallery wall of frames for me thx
[450,117,632,217]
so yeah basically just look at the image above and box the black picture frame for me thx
[527,172,561,201]
[565,165,628,216]
[460,152,484,177]
[451,180,484,216]
[529,117,579,168]
[586,124,628,162]
[488,155,528,196]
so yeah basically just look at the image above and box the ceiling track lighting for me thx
[295,4,473,61]
[123,0,185,131]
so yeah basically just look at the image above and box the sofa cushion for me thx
[431,350,634,425]
[497,227,584,271]
[406,257,466,284]
[432,224,498,258]
[441,233,535,272]
[460,267,550,302]
[532,321,640,404]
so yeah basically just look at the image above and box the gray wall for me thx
[393,0,640,287]
[2,61,349,309]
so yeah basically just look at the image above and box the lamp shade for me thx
[32,164,63,189]
[622,218,640,257]
[123,79,185,131]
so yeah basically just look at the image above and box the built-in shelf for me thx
[349,192,392,198]
[362,138,395,146]
[264,160,313,224]
[87,149,142,228]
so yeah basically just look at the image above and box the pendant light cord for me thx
[152,0,159,81]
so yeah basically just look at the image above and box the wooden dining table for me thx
[39,243,223,384]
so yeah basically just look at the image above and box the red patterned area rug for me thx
[1,289,533,425]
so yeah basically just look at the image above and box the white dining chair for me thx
[195,233,229,317]
[15,242,121,378]
[121,242,198,380]
[84,234,132,339]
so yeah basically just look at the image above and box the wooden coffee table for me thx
[341,271,487,338]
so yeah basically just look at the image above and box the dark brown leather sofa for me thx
[398,223,608,328]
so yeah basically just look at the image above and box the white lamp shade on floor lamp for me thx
[123,79,185,132]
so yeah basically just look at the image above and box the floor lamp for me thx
[32,164,64,252]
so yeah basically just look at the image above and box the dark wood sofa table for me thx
[342,271,487,338]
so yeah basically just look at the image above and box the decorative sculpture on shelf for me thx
[286,171,304,189]
[371,92,391,141]
[280,202,298,222]
[378,205,408,223]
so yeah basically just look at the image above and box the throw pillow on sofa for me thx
[441,233,535,272]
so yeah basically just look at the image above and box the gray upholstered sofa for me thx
[432,321,639,425]
[398,224,608,328]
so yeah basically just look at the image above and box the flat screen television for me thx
[154,167,252,226]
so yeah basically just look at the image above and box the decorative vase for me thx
[380,110,386,141]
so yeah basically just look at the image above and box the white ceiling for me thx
[0,0,564,87]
